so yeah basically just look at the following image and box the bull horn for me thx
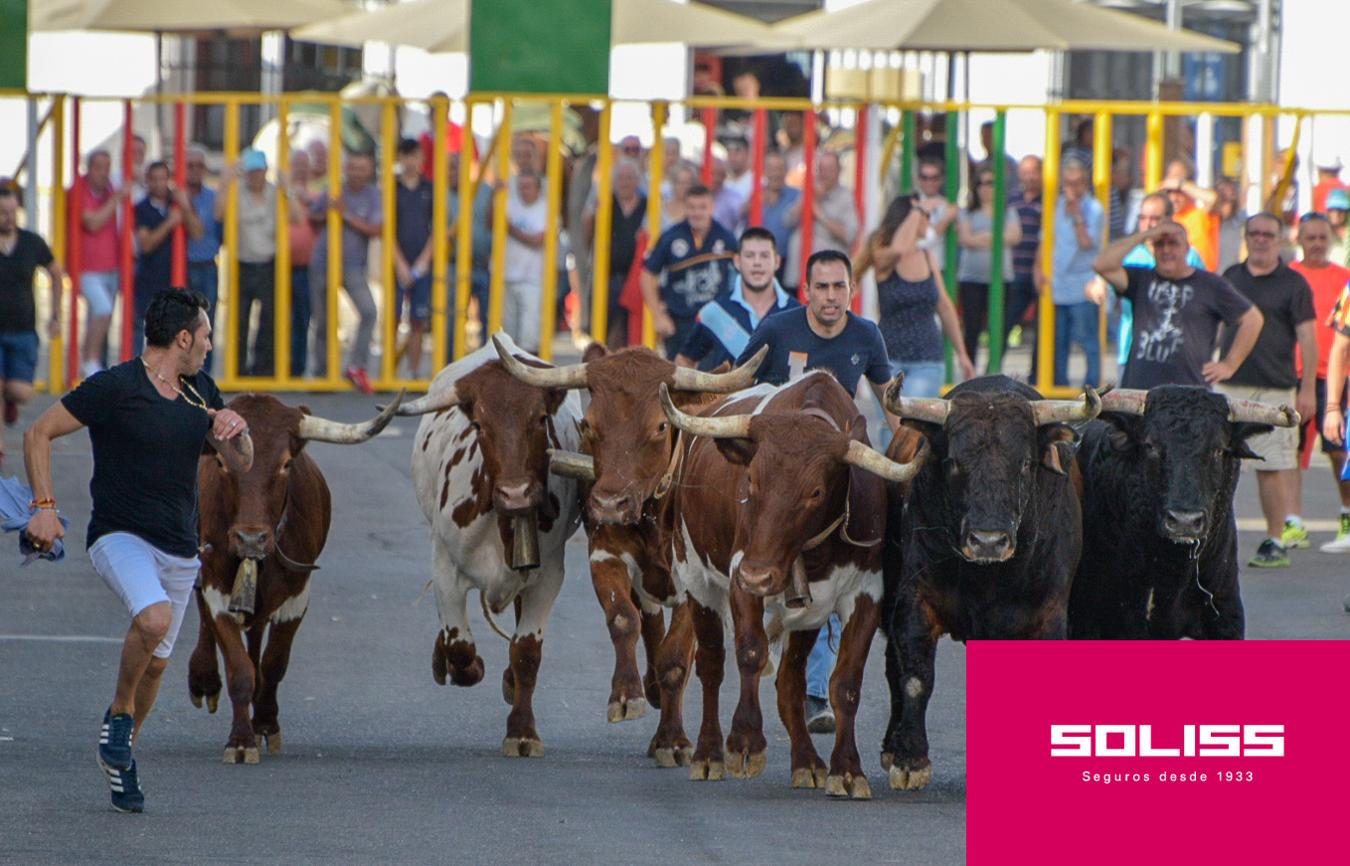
[394,385,458,416]
[883,377,951,424]
[492,333,589,390]
[1226,398,1299,428]
[669,345,767,393]
[1098,388,1149,416]
[297,389,405,444]
[843,438,927,483]
[1032,386,1103,426]
[658,383,752,439]
[548,449,595,481]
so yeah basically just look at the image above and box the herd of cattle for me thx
[183,332,1298,796]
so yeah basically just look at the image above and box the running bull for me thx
[494,336,764,759]
[400,336,583,757]
[881,375,1100,790]
[1068,386,1297,640]
[189,393,403,763]
[658,372,923,799]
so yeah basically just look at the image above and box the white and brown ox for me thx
[656,371,924,799]
[190,393,403,764]
[494,336,765,762]
[402,336,583,757]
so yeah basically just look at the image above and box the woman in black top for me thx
[858,195,974,397]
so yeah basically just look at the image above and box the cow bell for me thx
[510,511,540,571]
[786,557,812,609]
[229,558,259,621]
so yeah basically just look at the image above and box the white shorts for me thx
[89,532,201,659]
[80,271,119,319]
[1217,384,1299,471]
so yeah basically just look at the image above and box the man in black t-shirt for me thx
[1218,213,1318,567]
[0,186,64,466]
[393,138,435,378]
[1094,220,1262,390]
[23,290,251,813]
[133,162,202,354]
[734,249,891,735]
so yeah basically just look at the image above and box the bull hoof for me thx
[501,736,544,758]
[190,693,202,709]
[502,669,516,705]
[652,746,693,768]
[888,762,933,791]
[825,773,872,800]
[222,745,261,765]
[606,697,648,723]
[265,733,283,754]
[449,656,485,687]
[207,693,219,714]
[879,751,893,771]
[791,766,829,789]
[726,749,767,780]
[689,759,725,781]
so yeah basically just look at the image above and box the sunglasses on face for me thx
[919,173,942,182]
[622,146,641,155]
[1152,237,1182,248]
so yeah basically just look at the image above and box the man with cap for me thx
[216,148,294,377]
[1312,153,1347,215]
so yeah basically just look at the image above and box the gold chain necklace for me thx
[141,356,209,411]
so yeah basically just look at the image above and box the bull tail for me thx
[479,590,513,642]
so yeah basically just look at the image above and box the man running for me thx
[23,289,252,813]
[0,186,63,468]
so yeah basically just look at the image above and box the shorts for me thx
[397,273,432,324]
[80,270,119,319]
[0,331,39,382]
[1217,383,1299,471]
[1314,377,1347,454]
[89,532,200,659]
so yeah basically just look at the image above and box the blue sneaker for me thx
[98,707,134,770]
[99,757,144,813]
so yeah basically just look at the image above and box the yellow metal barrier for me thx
[18,89,1350,399]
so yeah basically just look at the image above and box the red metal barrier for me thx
[798,110,816,304]
[119,101,134,361]
[171,101,187,287]
[67,97,83,387]
[701,107,715,186]
[749,108,766,226]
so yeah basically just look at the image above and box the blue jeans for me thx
[0,331,39,382]
[889,360,944,398]
[1054,302,1100,388]
[290,265,310,377]
[806,614,841,700]
[188,262,218,371]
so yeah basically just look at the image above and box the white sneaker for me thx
[1320,515,1350,553]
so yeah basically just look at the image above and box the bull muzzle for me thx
[1161,508,1208,544]
[960,529,1015,564]
[734,560,788,598]
[229,527,272,561]
[493,478,544,516]
[589,490,643,526]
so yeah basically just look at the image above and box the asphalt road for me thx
[2,389,1346,866]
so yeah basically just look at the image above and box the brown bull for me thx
[494,336,764,763]
[189,393,401,763]
[657,373,923,798]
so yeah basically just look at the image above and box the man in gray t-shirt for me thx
[308,152,384,391]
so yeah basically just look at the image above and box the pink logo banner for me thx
[967,640,1350,865]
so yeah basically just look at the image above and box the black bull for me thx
[879,375,1100,791]
[1068,386,1297,641]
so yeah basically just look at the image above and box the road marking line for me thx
[0,634,123,643]
[1237,519,1339,532]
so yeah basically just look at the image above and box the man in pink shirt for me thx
[71,150,128,377]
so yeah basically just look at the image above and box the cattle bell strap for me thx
[272,494,321,573]
[801,480,882,550]
[652,429,685,501]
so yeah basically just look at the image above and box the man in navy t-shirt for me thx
[676,226,798,371]
[734,247,891,735]
[736,249,891,398]
[640,184,738,359]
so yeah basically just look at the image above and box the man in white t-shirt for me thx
[504,172,548,352]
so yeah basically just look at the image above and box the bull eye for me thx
[943,457,960,477]
[656,421,669,436]
[1213,447,1225,461]
[810,487,823,501]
